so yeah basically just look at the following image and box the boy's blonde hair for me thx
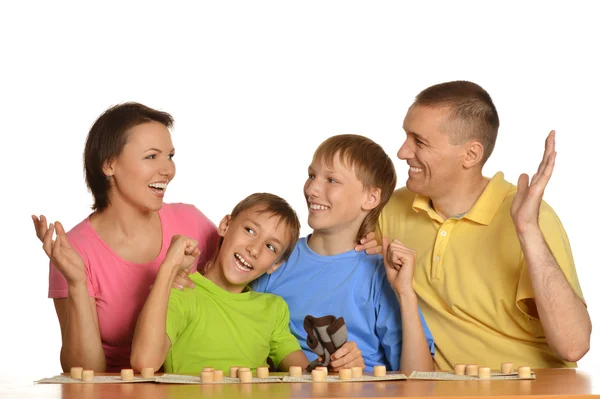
[312,134,397,241]
[229,193,301,263]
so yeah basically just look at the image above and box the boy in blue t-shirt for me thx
[253,134,435,373]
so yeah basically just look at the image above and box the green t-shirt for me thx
[164,272,301,374]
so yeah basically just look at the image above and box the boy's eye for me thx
[245,227,255,235]
[328,178,337,183]
[266,244,277,253]
[308,174,315,180]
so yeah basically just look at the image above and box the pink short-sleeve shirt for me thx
[48,203,219,371]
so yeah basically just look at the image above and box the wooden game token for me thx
[239,370,253,383]
[518,366,531,378]
[315,366,328,376]
[453,364,466,376]
[238,367,250,373]
[203,367,215,372]
[465,364,478,376]
[351,366,362,378]
[478,367,491,379]
[201,370,214,383]
[501,362,513,374]
[311,369,326,382]
[373,365,386,377]
[82,370,94,382]
[120,369,134,381]
[338,368,352,380]
[70,367,83,380]
[256,367,269,378]
[141,368,154,378]
[289,366,302,377]
[229,366,240,378]
[214,370,224,381]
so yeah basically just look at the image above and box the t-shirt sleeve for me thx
[374,259,435,371]
[165,289,192,347]
[48,234,95,299]
[516,202,585,336]
[269,296,302,369]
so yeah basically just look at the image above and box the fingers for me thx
[172,271,195,290]
[382,237,390,267]
[535,130,556,180]
[355,231,378,253]
[32,214,48,241]
[42,223,55,257]
[329,342,364,371]
[365,245,382,255]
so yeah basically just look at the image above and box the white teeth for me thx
[149,182,168,189]
[234,253,253,270]
[309,203,329,210]
[409,167,423,173]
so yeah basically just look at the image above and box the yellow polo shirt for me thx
[377,172,584,370]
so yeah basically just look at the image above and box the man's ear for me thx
[362,187,381,211]
[266,260,284,275]
[102,159,116,179]
[218,215,232,237]
[463,140,485,169]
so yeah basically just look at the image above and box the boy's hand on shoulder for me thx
[382,237,416,295]
[328,341,365,371]
[354,231,382,255]
[164,235,201,272]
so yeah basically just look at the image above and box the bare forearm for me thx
[62,283,105,371]
[396,292,434,373]
[519,228,591,362]
[130,263,177,371]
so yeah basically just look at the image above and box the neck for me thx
[430,171,489,220]
[91,197,157,238]
[308,227,360,256]
[203,261,245,294]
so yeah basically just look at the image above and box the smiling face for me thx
[304,153,371,236]
[103,121,175,212]
[397,105,467,200]
[211,206,292,292]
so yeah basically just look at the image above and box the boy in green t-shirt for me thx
[130,193,310,374]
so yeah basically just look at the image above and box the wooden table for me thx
[4,368,599,398]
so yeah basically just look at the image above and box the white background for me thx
[1,1,598,379]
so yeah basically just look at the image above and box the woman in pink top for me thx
[32,103,219,372]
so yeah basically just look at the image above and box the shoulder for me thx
[383,187,415,214]
[161,202,207,219]
[63,217,97,251]
[161,203,216,229]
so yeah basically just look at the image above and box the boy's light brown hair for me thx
[312,134,397,241]
[414,80,500,164]
[229,192,301,263]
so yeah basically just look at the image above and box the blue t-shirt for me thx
[252,236,435,371]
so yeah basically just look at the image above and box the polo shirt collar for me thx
[411,172,512,225]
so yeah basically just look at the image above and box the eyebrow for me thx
[144,147,176,153]
[248,219,283,246]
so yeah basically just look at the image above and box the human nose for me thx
[246,240,259,259]
[397,138,414,160]
[304,178,321,198]
[159,156,176,178]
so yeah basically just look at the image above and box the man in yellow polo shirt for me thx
[371,81,590,370]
